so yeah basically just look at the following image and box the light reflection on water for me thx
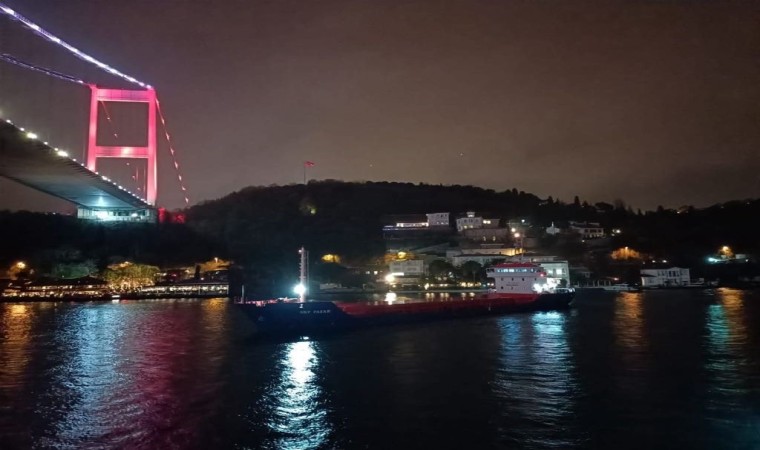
[1,291,760,449]
[262,340,331,450]
[614,292,646,352]
[494,311,580,447]
[612,291,651,391]
[705,289,758,440]
[706,289,749,384]
[0,304,33,388]
[42,305,129,448]
[0,299,231,449]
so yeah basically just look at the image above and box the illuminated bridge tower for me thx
[86,86,158,205]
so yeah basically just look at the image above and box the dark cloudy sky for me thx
[1,0,759,212]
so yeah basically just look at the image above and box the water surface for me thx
[1,290,759,449]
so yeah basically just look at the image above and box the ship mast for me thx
[297,246,308,302]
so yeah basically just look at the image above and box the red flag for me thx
[304,161,315,167]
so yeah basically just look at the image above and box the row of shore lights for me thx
[3,118,147,203]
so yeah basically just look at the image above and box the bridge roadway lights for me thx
[77,207,157,223]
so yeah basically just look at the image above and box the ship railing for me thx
[235,297,299,306]
[553,287,575,293]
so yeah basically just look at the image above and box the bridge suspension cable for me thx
[0,2,149,88]
[156,95,190,205]
[0,53,85,85]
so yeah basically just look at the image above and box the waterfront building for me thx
[3,276,109,299]
[136,281,228,297]
[0,278,12,297]
[640,267,690,287]
[386,259,425,287]
[389,259,425,276]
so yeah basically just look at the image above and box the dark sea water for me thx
[1,289,759,449]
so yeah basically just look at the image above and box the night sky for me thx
[1,0,758,212]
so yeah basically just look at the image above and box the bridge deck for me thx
[0,121,150,209]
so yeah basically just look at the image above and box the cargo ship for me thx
[238,261,574,334]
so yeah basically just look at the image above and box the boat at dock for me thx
[238,261,574,334]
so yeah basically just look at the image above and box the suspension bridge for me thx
[0,2,188,222]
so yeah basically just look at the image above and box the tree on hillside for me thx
[460,261,484,282]
[312,261,349,284]
[51,260,97,279]
[428,260,455,281]
[199,258,232,273]
[6,261,31,280]
[101,262,160,290]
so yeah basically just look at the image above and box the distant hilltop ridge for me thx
[188,180,758,220]
[185,180,759,258]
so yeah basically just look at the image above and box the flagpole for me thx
[303,161,314,184]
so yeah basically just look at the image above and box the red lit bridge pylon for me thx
[87,86,158,206]
[0,1,190,217]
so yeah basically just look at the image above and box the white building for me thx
[389,259,425,276]
[640,267,690,288]
[546,222,562,235]
[570,221,605,239]
[393,220,428,229]
[446,247,519,267]
[456,212,483,231]
[426,212,450,227]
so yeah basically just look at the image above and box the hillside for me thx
[3,181,759,295]
[187,180,575,263]
[186,181,760,292]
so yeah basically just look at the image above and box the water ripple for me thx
[1,291,759,449]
